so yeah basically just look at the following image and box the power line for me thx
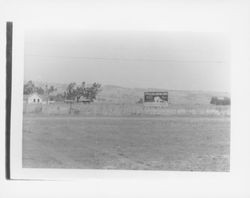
[24,54,225,63]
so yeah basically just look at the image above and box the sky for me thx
[24,29,230,92]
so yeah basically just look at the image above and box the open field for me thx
[23,116,230,171]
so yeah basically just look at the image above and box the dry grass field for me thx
[23,115,230,171]
[23,102,230,117]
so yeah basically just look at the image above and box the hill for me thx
[95,85,229,106]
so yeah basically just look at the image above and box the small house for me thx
[24,93,52,104]
[26,93,43,104]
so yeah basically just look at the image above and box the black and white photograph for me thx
[2,1,250,198]
[21,29,230,172]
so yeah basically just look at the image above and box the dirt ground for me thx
[23,116,230,171]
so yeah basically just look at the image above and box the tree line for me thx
[24,81,57,95]
[23,81,102,102]
[64,82,101,102]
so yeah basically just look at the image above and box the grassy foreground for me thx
[23,116,230,171]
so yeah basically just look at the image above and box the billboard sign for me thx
[144,92,168,103]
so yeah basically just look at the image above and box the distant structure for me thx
[24,93,44,104]
[77,96,91,103]
[24,93,55,104]
[210,96,230,105]
[144,92,168,107]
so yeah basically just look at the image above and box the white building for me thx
[28,93,43,104]
[24,93,57,104]
[25,93,44,104]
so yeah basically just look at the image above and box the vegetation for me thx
[54,93,65,102]
[45,85,57,96]
[64,82,102,102]
[24,80,101,103]
[23,81,57,102]
[23,81,45,95]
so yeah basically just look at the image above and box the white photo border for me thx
[6,1,250,197]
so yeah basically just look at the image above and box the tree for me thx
[55,93,65,102]
[65,82,102,102]
[35,87,45,95]
[64,82,102,102]
[73,82,85,102]
[24,81,44,95]
[83,82,102,102]
[48,85,57,95]
[90,82,102,101]
[65,82,77,100]
[23,81,36,95]
[47,85,57,102]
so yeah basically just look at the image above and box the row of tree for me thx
[23,81,57,95]
[23,81,102,102]
[64,82,101,102]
